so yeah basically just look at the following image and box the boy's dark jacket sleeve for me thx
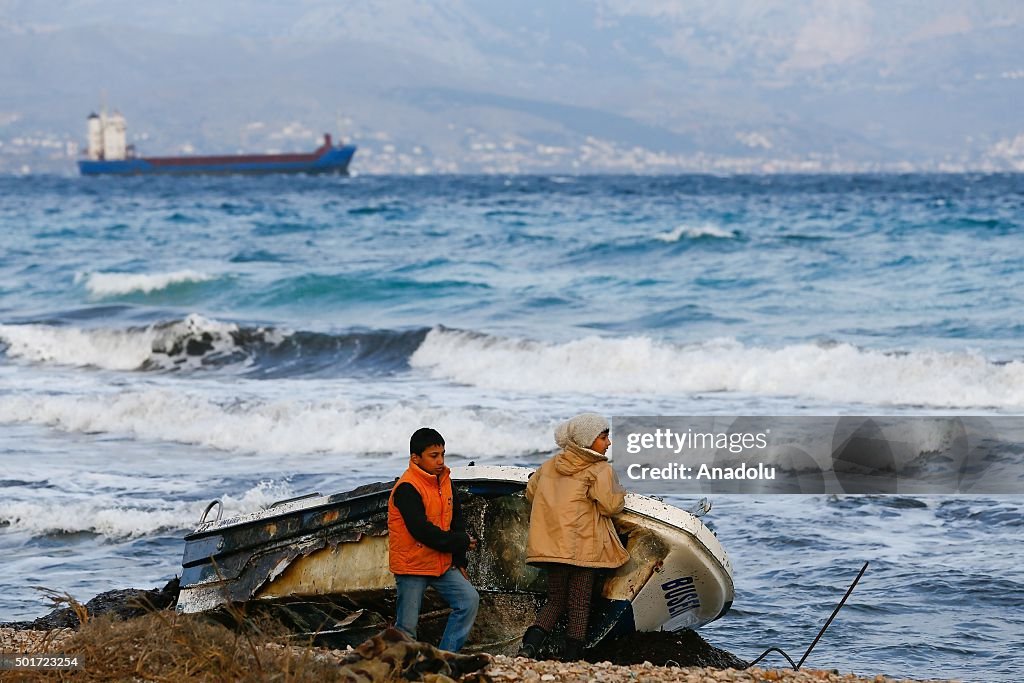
[393,483,471,567]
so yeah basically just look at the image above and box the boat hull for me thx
[78,145,356,176]
[177,466,733,653]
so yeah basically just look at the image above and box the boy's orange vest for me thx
[387,463,454,576]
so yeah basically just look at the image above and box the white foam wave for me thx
[410,329,1024,409]
[76,269,216,296]
[147,314,247,371]
[0,482,294,539]
[0,500,188,538]
[0,314,240,370]
[0,389,550,456]
[0,322,157,370]
[654,223,736,242]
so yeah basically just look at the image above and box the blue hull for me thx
[78,145,356,176]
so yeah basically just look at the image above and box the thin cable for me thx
[796,561,869,669]
[746,646,797,669]
[743,561,869,671]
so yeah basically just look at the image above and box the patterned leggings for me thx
[533,564,596,641]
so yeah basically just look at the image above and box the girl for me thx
[517,413,629,661]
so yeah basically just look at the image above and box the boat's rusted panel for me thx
[257,535,395,598]
[182,482,393,570]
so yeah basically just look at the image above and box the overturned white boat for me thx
[176,465,734,653]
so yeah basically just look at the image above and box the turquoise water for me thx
[1,174,1022,680]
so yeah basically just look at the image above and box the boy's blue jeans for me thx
[394,567,480,652]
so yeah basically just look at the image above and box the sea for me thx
[0,173,1021,682]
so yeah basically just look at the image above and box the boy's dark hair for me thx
[410,427,445,456]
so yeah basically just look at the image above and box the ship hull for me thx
[78,144,356,176]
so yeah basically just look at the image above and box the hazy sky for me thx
[3,1,1023,170]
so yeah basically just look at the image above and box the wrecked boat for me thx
[176,465,734,654]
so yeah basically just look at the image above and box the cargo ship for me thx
[78,111,356,176]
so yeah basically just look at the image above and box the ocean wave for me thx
[0,316,428,376]
[410,328,1024,408]
[0,315,240,371]
[653,223,738,242]
[8,318,1024,410]
[0,320,166,370]
[255,272,489,307]
[0,481,293,539]
[0,390,550,456]
[75,269,217,296]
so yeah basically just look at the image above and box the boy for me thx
[388,427,479,652]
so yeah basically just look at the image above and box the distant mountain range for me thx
[2,0,1023,173]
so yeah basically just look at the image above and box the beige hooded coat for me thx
[525,442,629,568]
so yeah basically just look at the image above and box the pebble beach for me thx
[0,624,960,683]
[485,655,959,683]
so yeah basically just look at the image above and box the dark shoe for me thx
[516,625,548,659]
[561,638,585,662]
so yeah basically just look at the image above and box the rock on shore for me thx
[2,579,179,631]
